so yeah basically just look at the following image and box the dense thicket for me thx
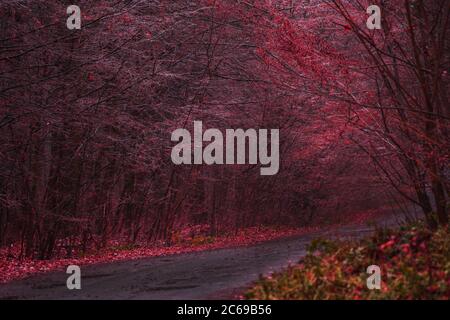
[0,0,447,259]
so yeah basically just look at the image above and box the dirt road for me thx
[0,221,391,300]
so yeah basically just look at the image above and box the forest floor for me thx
[0,225,313,285]
[0,209,392,284]
[0,211,400,299]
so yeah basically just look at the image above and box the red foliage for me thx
[0,226,319,284]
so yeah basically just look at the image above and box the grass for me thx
[245,222,450,300]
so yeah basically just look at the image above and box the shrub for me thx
[245,223,450,300]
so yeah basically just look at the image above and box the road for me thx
[0,220,395,300]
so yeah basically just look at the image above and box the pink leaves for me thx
[379,238,396,251]
[0,226,310,284]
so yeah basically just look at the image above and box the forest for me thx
[0,0,448,268]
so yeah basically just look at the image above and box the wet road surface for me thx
[0,220,395,300]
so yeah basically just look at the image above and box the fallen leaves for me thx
[0,225,317,284]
